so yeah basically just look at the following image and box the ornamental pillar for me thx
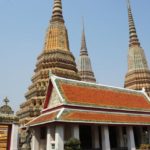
[101,126,110,150]
[10,124,19,150]
[92,126,100,148]
[72,124,79,140]
[31,128,40,150]
[126,126,136,150]
[47,126,52,150]
[55,125,64,150]
[117,126,124,148]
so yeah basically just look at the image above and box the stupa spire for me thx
[17,0,80,126]
[78,21,96,83]
[51,0,64,22]
[124,0,150,96]
[80,21,88,55]
[44,0,70,51]
[127,0,140,47]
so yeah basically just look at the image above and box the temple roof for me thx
[26,75,150,127]
[56,78,150,111]
[27,109,150,127]
[43,75,150,112]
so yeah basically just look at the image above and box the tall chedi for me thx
[17,0,80,125]
[124,0,150,96]
[78,22,96,83]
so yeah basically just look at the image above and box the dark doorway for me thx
[109,126,117,149]
[79,125,92,149]
[133,127,141,148]
[98,126,102,150]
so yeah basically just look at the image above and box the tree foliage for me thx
[64,138,81,150]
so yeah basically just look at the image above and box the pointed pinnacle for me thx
[127,0,140,47]
[3,97,9,105]
[80,19,88,56]
[127,0,130,9]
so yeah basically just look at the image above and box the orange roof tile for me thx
[61,110,150,125]
[27,108,150,126]
[58,81,150,111]
[27,111,57,126]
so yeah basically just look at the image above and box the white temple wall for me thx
[31,128,40,150]
[101,125,111,150]
[127,126,136,150]
[55,125,64,150]
[39,140,46,150]
[10,124,19,150]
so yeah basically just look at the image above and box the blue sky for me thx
[0,0,150,111]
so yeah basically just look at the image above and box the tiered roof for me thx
[27,75,150,127]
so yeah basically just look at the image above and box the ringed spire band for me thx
[51,0,64,22]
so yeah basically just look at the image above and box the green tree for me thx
[65,138,81,150]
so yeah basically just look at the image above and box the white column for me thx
[10,124,19,150]
[126,126,136,150]
[31,128,40,150]
[92,126,100,149]
[117,126,124,148]
[72,125,79,140]
[101,126,110,150]
[47,126,52,150]
[55,125,64,150]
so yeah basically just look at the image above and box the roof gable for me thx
[43,78,64,110]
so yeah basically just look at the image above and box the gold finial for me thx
[82,17,85,32]
[3,97,9,106]
[127,0,130,9]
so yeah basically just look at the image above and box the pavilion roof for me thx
[27,108,150,127]
[46,75,150,112]
[26,75,150,127]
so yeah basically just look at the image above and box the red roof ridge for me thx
[51,74,147,96]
